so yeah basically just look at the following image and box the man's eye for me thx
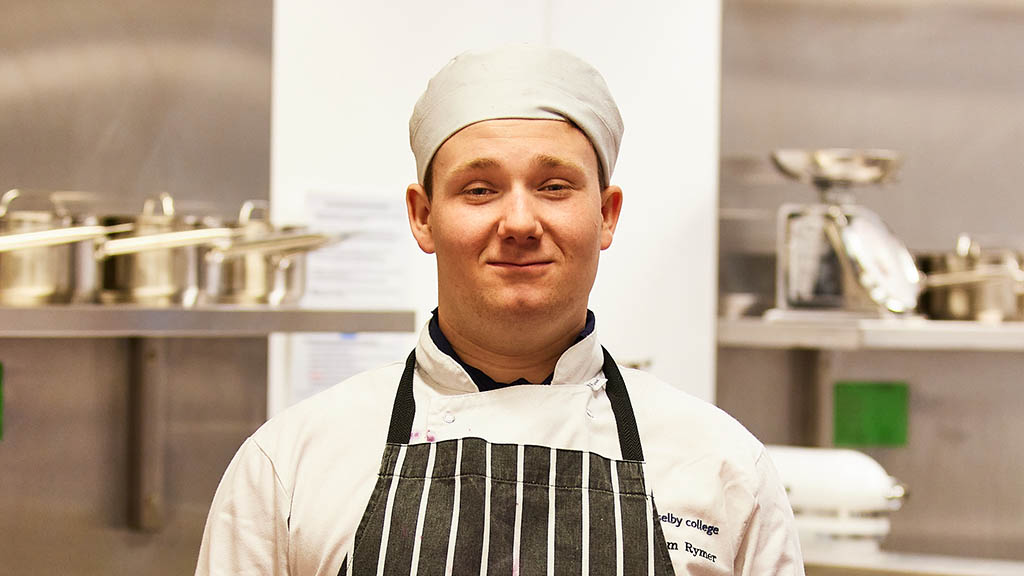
[465,187,493,196]
[540,182,572,192]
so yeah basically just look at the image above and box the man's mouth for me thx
[488,261,553,269]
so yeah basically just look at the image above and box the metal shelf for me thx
[719,316,1024,351]
[0,304,416,532]
[0,305,417,337]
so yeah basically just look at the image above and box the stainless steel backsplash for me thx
[0,0,271,217]
[0,2,271,574]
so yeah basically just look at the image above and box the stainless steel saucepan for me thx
[0,189,129,305]
[1,192,343,307]
[97,193,236,306]
[199,201,340,305]
[917,234,1024,322]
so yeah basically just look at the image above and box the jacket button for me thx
[443,412,456,424]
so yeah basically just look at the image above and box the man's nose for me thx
[496,188,543,241]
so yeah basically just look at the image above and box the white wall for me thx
[271,0,721,401]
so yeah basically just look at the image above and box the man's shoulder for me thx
[621,366,765,471]
[250,360,406,458]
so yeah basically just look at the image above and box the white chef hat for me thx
[409,44,624,186]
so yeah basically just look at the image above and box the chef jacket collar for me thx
[415,309,604,395]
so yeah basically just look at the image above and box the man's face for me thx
[407,118,622,322]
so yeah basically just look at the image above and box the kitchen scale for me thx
[767,148,922,320]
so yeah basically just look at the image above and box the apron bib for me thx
[339,348,676,576]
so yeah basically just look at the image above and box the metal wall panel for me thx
[0,0,271,216]
[0,1,271,574]
[0,337,270,574]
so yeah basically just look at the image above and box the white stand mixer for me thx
[766,444,907,554]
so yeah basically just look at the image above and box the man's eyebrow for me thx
[449,157,502,176]
[533,154,586,175]
[447,155,587,177]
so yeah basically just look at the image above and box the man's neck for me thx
[437,307,587,384]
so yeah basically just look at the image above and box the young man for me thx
[196,45,803,576]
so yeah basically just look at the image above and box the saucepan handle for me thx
[924,265,1024,288]
[205,232,350,260]
[0,189,22,218]
[238,200,271,225]
[141,192,176,217]
[0,223,135,253]
[96,227,237,258]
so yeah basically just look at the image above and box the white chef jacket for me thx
[195,323,804,576]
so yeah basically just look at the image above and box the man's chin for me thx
[481,295,569,322]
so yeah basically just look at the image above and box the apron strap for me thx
[600,346,644,462]
[386,346,645,461]
[386,350,419,445]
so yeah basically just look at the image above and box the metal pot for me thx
[97,193,234,306]
[199,201,336,305]
[918,234,1024,322]
[0,189,120,306]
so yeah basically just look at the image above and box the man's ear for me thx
[407,183,435,254]
[599,185,623,250]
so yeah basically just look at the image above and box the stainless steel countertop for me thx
[804,548,1024,576]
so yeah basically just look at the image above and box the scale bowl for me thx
[771,148,902,189]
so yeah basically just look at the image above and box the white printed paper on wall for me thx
[303,190,412,310]
[287,332,415,406]
[272,190,418,413]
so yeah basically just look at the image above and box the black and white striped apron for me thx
[338,347,676,576]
